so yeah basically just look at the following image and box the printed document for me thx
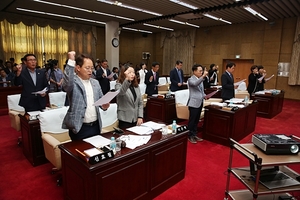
[32,87,48,95]
[126,126,154,135]
[93,90,119,106]
[119,135,151,149]
[141,121,165,130]
[83,135,111,148]
[234,79,246,86]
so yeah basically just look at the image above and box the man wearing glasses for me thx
[14,54,48,112]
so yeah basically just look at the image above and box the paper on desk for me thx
[234,79,246,86]
[126,126,153,135]
[83,135,111,148]
[225,98,244,103]
[93,90,119,106]
[141,121,165,130]
[27,111,41,116]
[32,87,48,95]
[227,103,245,108]
[119,134,151,149]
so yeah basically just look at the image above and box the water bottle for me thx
[244,95,249,105]
[172,120,177,135]
[110,137,116,153]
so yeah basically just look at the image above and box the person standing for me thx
[62,51,109,141]
[208,63,218,86]
[96,59,112,95]
[247,65,259,95]
[169,60,185,92]
[14,54,48,112]
[221,62,238,101]
[187,64,208,144]
[138,62,147,85]
[46,59,63,92]
[145,62,160,96]
[115,63,143,129]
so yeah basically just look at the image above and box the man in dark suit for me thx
[96,59,112,94]
[169,60,185,92]
[145,62,160,96]
[14,54,48,112]
[221,62,238,101]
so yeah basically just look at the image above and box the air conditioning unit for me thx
[142,52,151,60]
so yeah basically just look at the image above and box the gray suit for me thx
[115,80,143,123]
[62,63,103,134]
[187,75,206,138]
[187,75,205,108]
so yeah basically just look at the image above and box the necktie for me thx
[153,72,156,81]
[178,69,183,83]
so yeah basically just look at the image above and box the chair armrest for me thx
[42,134,61,148]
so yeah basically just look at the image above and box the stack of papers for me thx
[126,126,153,135]
[119,135,151,149]
[225,98,244,103]
[83,135,111,148]
[141,121,165,130]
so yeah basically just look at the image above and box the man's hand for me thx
[16,64,22,77]
[137,118,143,126]
[68,51,76,61]
[101,103,110,110]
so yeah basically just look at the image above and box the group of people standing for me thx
[247,65,268,95]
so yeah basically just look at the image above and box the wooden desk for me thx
[19,114,47,166]
[251,91,284,118]
[146,96,177,124]
[203,103,258,146]
[59,130,188,200]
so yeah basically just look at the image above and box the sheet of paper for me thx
[205,89,220,99]
[265,74,274,81]
[225,98,244,103]
[83,135,111,148]
[32,87,48,95]
[258,74,266,81]
[27,111,41,116]
[93,90,119,106]
[107,72,115,79]
[141,121,165,130]
[234,79,246,86]
[126,126,153,135]
[119,135,151,149]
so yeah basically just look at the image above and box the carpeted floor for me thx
[0,99,299,200]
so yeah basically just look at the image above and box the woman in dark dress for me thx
[247,65,259,95]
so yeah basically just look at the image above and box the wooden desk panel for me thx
[251,91,284,118]
[59,130,188,200]
[146,97,177,124]
[19,114,47,166]
[203,103,258,146]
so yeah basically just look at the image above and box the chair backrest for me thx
[48,91,66,107]
[39,107,69,134]
[174,89,189,105]
[167,77,171,84]
[159,77,167,85]
[99,103,118,128]
[110,80,116,90]
[7,94,25,112]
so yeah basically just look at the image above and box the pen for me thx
[75,149,86,157]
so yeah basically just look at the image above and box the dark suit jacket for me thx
[247,73,258,94]
[96,68,111,94]
[0,73,14,87]
[169,67,184,92]
[256,74,265,91]
[145,70,159,96]
[14,68,48,112]
[221,71,235,100]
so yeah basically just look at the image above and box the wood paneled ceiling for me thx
[1,0,299,33]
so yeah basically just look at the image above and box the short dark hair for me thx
[257,65,264,70]
[152,62,160,67]
[251,65,258,72]
[176,60,182,65]
[24,54,36,61]
[210,64,215,70]
[226,62,236,69]
[75,54,94,67]
[192,64,203,72]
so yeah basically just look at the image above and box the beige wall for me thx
[96,17,299,100]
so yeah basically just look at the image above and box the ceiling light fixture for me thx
[97,0,162,16]
[169,0,198,10]
[121,27,152,34]
[243,6,268,21]
[33,0,134,21]
[169,19,199,28]
[143,23,174,31]
[16,8,106,24]
[203,13,232,24]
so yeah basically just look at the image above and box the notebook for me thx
[258,170,300,189]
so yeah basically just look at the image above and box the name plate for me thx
[76,146,114,165]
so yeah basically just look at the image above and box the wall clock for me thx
[112,38,119,47]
